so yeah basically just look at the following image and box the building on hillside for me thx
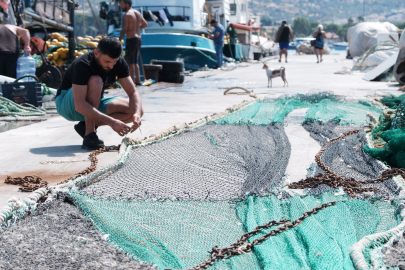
[325,32,340,43]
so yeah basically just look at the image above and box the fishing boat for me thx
[103,0,217,71]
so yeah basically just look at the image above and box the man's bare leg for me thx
[100,97,144,129]
[320,49,323,62]
[85,75,103,136]
[128,63,136,83]
[134,63,142,84]
[284,49,288,63]
[315,48,319,63]
[279,49,282,62]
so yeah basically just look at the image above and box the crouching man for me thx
[55,37,143,150]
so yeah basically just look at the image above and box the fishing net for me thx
[380,94,405,108]
[364,100,405,169]
[236,193,398,270]
[1,92,403,270]
[0,195,157,270]
[82,124,291,200]
[212,93,381,126]
[304,122,399,201]
[71,192,260,269]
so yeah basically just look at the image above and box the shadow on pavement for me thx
[30,145,87,157]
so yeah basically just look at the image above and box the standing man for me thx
[0,24,31,78]
[119,0,148,86]
[55,37,143,150]
[275,20,294,63]
[210,19,225,69]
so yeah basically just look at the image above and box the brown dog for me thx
[262,62,288,88]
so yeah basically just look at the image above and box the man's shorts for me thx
[125,37,142,64]
[279,42,289,50]
[55,88,118,122]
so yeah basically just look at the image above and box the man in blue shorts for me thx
[210,19,225,68]
[55,37,143,150]
[275,20,294,63]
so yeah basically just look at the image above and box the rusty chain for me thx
[5,175,48,192]
[188,201,340,270]
[289,128,405,198]
[4,145,120,191]
[57,145,120,185]
[191,128,405,269]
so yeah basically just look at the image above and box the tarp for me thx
[347,22,398,57]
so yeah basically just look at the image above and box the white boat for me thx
[103,0,217,71]
[333,42,349,50]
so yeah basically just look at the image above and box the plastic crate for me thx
[1,81,42,107]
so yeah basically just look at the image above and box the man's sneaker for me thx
[82,132,105,150]
[75,121,104,144]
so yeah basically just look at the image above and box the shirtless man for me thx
[119,0,148,85]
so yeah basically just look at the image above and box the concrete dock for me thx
[0,53,401,206]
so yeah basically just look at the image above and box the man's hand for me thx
[111,119,131,136]
[130,113,142,132]
[24,46,31,55]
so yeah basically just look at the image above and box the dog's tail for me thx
[280,66,286,76]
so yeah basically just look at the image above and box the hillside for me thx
[251,0,405,25]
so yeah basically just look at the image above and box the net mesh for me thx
[71,192,260,269]
[211,93,382,126]
[82,124,291,200]
[304,122,399,201]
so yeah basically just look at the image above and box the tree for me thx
[348,17,354,27]
[261,16,272,26]
[357,16,364,22]
[324,23,342,34]
[292,17,310,36]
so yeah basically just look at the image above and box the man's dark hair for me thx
[121,0,131,6]
[210,19,217,25]
[282,20,287,25]
[97,37,122,59]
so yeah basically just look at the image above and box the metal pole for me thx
[141,7,145,35]
[363,0,365,21]
[87,0,104,34]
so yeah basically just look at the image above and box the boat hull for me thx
[140,45,217,71]
[119,33,217,72]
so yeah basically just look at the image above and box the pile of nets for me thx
[0,96,45,117]
[1,92,404,270]
[380,94,405,108]
[364,99,405,168]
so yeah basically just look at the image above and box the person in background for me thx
[0,24,31,78]
[209,19,225,69]
[0,0,16,25]
[119,0,148,86]
[313,24,327,63]
[275,20,294,63]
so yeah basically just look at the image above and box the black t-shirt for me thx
[278,26,290,43]
[57,50,129,96]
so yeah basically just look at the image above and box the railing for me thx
[30,0,73,25]
[133,5,191,20]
